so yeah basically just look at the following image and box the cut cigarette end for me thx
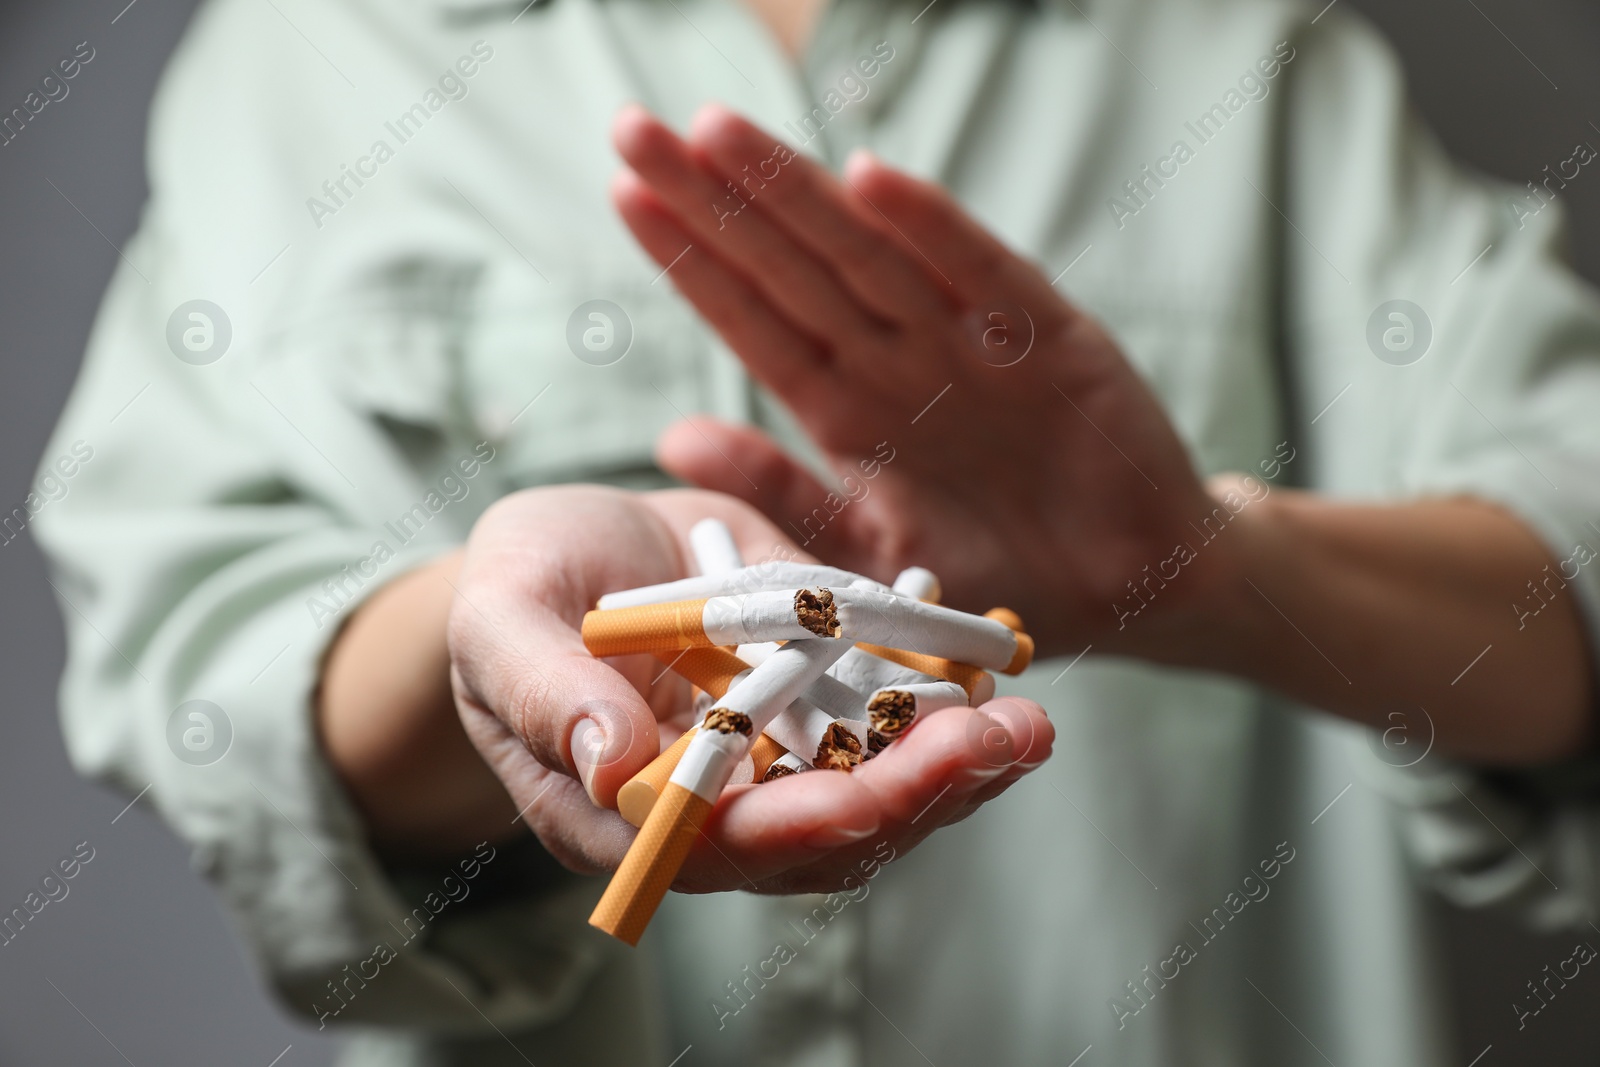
[866,681,970,749]
[867,728,890,755]
[583,600,710,657]
[748,733,788,780]
[703,707,753,736]
[813,722,863,770]
[867,689,917,740]
[794,588,841,637]
[589,781,712,946]
[761,751,813,781]
[618,727,697,828]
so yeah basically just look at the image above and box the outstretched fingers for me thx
[613,105,886,348]
[841,150,1077,335]
[686,104,956,326]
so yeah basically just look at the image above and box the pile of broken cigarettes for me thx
[584,519,1034,945]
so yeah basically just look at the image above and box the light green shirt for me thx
[35,0,1600,1063]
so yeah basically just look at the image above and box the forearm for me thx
[1120,489,1596,764]
[317,549,523,858]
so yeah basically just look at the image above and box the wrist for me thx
[1097,475,1286,671]
[318,548,517,858]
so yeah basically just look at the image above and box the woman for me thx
[36,0,1600,1062]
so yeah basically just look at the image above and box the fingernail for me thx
[962,763,1009,785]
[571,717,607,803]
[802,823,878,849]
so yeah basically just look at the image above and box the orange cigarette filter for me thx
[589,781,711,945]
[583,599,710,658]
[618,727,698,828]
[984,608,1034,675]
[661,646,747,698]
[748,733,788,780]
[984,607,1025,632]
[617,648,753,827]
[857,643,991,698]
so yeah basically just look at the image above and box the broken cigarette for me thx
[596,563,890,610]
[866,680,970,753]
[761,750,814,781]
[582,589,844,657]
[748,732,789,780]
[762,697,868,771]
[585,588,1032,673]
[618,726,698,828]
[616,649,748,828]
[856,644,996,703]
[892,566,942,602]
[621,644,871,825]
[590,638,852,942]
[590,728,741,946]
[689,517,743,576]
[827,587,1032,673]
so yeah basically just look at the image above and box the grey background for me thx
[0,0,1596,1063]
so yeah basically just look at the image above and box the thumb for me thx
[448,489,688,810]
[656,417,844,543]
[452,602,663,811]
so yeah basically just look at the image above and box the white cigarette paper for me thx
[709,638,854,736]
[667,726,747,802]
[762,697,870,769]
[671,637,850,801]
[867,680,971,751]
[700,590,835,645]
[829,646,938,695]
[690,518,743,576]
[733,645,868,737]
[828,587,1025,672]
[597,564,889,609]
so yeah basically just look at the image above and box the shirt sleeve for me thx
[29,11,615,1032]
[1278,10,1600,929]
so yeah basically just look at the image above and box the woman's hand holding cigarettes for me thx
[448,485,1052,894]
[611,104,1228,657]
